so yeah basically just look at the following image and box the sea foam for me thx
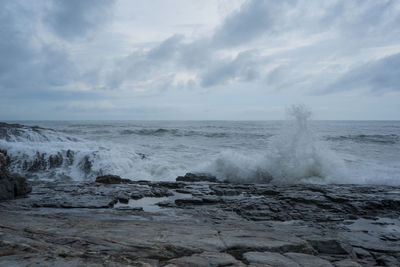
[200,105,347,184]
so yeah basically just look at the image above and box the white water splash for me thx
[201,105,347,184]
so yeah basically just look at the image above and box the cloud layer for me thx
[1,0,400,120]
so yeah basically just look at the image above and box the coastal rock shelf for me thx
[0,177,399,266]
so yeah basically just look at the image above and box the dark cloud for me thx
[46,0,115,40]
[325,53,400,94]
[212,0,296,47]
[0,1,77,95]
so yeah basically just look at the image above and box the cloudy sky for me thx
[1,0,400,120]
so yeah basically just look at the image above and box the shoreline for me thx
[1,175,399,266]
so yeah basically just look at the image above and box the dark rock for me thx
[27,152,47,171]
[375,254,399,266]
[151,187,173,197]
[306,238,351,255]
[176,172,218,183]
[79,155,92,174]
[95,175,131,184]
[243,251,301,267]
[1,178,400,266]
[117,193,130,204]
[167,251,243,267]
[0,152,31,201]
[175,197,205,206]
[48,152,63,168]
[284,252,334,267]
[333,259,362,267]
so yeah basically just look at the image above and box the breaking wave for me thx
[200,105,347,184]
[0,123,145,181]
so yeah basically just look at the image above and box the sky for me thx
[1,0,400,120]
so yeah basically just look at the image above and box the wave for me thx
[0,123,145,181]
[119,128,229,138]
[325,134,399,144]
[198,105,347,184]
[120,128,174,136]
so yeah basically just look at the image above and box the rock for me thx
[117,193,130,203]
[306,238,351,255]
[332,259,362,267]
[284,253,334,267]
[48,152,63,168]
[176,173,218,183]
[352,247,372,259]
[0,179,400,266]
[375,254,399,266]
[175,197,205,206]
[167,251,244,267]
[243,251,301,267]
[95,175,131,184]
[0,152,31,201]
[221,228,315,258]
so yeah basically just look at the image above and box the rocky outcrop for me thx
[176,172,218,183]
[95,174,132,184]
[0,179,399,266]
[0,151,31,201]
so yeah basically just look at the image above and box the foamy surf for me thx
[0,114,399,185]
[199,105,347,184]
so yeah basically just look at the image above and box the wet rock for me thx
[352,247,372,259]
[79,155,92,174]
[167,251,244,267]
[114,206,143,212]
[306,238,351,255]
[117,193,130,204]
[1,177,399,266]
[48,152,63,168]
[175,197,205,206]
[332,259,362,267]
[221,228,315,258]
[27,152,47,171]
[95,175,131,184]
[243,251,301,267]
[176,173,218,183]
[375,254,399,266]
[284,253,334,267]
[0,152,31,201]
[151,187,173,197]
[210,184,243,196]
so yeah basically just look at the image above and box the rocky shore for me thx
[0,151,31,201]
[0,172,399,266]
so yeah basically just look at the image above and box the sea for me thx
[1,108,399,185]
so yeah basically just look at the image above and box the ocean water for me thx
[1,110,399,185]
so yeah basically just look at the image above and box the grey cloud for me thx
[212,0,400,48]
[0,1,78,97]
[212,0,297,47]
[325,53,400,94]
[320,1,400,39]
[200,50,262,87]
[105,35,209,89]
[46,0,115,40]
[147,34,184,61]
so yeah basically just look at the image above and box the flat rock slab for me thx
[243,251,300,267]
[167,251,244,267]
[284,252,334,267]
[1,181,399,266]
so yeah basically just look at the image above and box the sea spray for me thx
[0,124,144,181]
[1,119,398,184]
[200,105,347,183]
